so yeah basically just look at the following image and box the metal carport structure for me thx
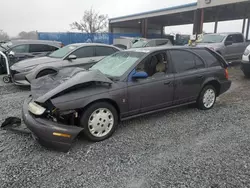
[109,0,250,40]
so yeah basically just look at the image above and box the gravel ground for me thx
[1,66,250,188]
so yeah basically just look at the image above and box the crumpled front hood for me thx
[31,67,113,103]
[11,56,59,70]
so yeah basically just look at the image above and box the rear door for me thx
[232,34,245,58]
[169,49,206,105]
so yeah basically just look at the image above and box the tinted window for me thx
[194,55,205,69]
[11,44,29,53]
[226,35,233,42]
[156,40,169,46]
[29,44,59,53]
[192,49,220,67]
[233,34,244,43]
[169,50,196,72]
[71,47,94,58]
[95,46,117,56]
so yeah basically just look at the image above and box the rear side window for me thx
[30,44,59,53]
[169,50,196,72]
[194,56,205,69]
[192,49,221,67]
[95,46,117,56]
[71,46,94,58]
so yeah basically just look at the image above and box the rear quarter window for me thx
[192,49,222,67]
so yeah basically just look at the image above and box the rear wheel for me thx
[36,69,56,79]
[197,85,217,110]
[80,102,118,141]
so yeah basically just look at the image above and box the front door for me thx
[126,51,175,116]
[63,46,100,69]
[224,34,244,60]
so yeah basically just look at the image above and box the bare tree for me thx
[18,31,38,39]
[70,8,108,33]
[0,30,9,41]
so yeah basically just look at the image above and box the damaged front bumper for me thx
[22,96,84,152]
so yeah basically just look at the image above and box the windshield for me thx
[132,40,148,48]
[90,51,146,78]
[48,44,78,58]
[198,34,226,43]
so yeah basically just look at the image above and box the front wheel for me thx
[197,85,217,110]
[80,102,118,142]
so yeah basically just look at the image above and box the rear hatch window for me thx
[192,48,228,68]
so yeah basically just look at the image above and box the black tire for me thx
[3,76,11,83]
[243,71,250,78]
[36,69,56,79]
[197,85,217,110]
[80,102,118,142]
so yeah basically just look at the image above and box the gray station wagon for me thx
[22,46,231,151]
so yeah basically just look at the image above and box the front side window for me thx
[136,52,168,77]
[233,34,244,43]
[226,35,233,42]
[11,44,29,53]
[90,51,145,78]
[169,50,196,73]
[71,46,94,58]
[48,44,78,58]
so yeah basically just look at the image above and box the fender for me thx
[25,65,59,83]
[201,77,220,88]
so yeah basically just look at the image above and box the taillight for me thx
[225,68,229,79]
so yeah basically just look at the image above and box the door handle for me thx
[164,81,171,85]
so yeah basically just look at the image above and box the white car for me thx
[241,45,250,77]
[242,44,250,62]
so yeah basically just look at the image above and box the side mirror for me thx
[132,71,148,79]
[67,54,77,60]
[9,51,15,56]
[225,41,233,46]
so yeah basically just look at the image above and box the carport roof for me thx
[109,2,198,23]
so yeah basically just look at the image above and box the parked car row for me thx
[10,43,121,85]
[4,35,250,151]
[0,39,63,74]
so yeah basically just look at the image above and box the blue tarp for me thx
[38,32,145,45]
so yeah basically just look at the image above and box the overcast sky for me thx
[0,0,245,37]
